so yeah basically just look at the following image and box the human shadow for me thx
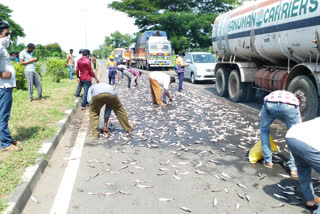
[12,126,44,142]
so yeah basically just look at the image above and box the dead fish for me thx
[237,183,248,189]
[118,190,131,195]
[211,189,223,192]
[88,192,99,195]
[31,195,40,204]
[278,174,290,178]
[282,191,295,195]
[180,206,192,212]
[104,183,114,186]
[134,166,144,170]
[157,172,168,176]
[180,171,190,175]
[237,193,245,199]
[119,165,129,170]
[272,203,285,208]
[225,188,229,193]
[104,192,117,196]
[195,170,206,174]
[159,168,169,171]
[86,173,99,181]
[137,184,153,189]
[221,172,231,179]
[213,198,218,207]
[104,168,111,172]
[172,175,182,181]
[110,171,120,174]
[159,198,174,202]
[195,161,203,168]
[208,160,222,164]
[245,194,251,201]
[178,161,189,165]
[235,202,240,209]
[273,193,289,201]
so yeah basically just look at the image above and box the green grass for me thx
[0,76,77,213]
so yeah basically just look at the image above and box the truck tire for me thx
[245,84,256,102]
[228,70,247,102]
[287,76,318,121]
[215,68,229,97]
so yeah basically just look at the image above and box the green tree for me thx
[109,0,236,53]
[0,4,25,42]
[93,31,135,59]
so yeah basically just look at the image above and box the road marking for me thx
[49,111,89,214]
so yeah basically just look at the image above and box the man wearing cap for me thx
[19,43,43,102]
[148,71,175,106]
[87,83,132,138]
[107,55,117,85]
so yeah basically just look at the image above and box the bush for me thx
[12,62,42,90]
[45,58,69,82]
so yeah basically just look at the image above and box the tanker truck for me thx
[135,31,172,70]
[212,0,320,121]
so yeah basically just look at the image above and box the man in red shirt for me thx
[76,49,99,109]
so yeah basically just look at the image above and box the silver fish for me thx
[213,198,218,207]
[180,206,192,212]
[195,170,206,174]
[237,193,244,199]
[159,198,174,202]
[118,190,131,195]
[273,193,289,201]
[172,175,182,181]
[235,202,240,209]
[245,194,251,201]
[137,184,153,189]
[237,183,248,189]
[272,203,285,208]
[221,172,231,179]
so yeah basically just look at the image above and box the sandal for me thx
[263,161,273,169]
[2,144,22,152]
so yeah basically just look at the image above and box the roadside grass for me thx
[0,76,77,213]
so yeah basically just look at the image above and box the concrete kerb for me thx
[3,97,81,214]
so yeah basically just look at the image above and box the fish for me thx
[235,202,240,209]
[221,172,231,179]
[104,192,117,196]
[118,190,131,195]
[213,198,218,207]
[195,161,203,168]
[172,175,182,181]
[119,165,129,170]
[178,161,189,165]
[180,206,192,212]
[271,203,285,208]
[159,198,174,202]
[134,166,144,170]
[211,189,223,192]
[31,195,40,204]
[278,174,290,178]
[195,170,206,174]
[237,183,248,189]
[245,194,251,201]
[237,193,245,199]
[282,191,295,195]
[159,168,169,171]
[273,194,289,201]
[104,183,114,186]
[137,184,153,189]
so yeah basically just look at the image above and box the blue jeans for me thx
[68,65,73,80]
[178,72,184,90]
[75,81,83,97]
[0,88,13,148]
[81,80,91,107]
[109,70,116,85]
[260,102,300,170]
[286,137,320,213]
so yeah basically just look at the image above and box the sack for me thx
[248,135,278,163]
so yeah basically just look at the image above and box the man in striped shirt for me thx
[260,90,300,177]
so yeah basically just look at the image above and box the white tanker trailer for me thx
[212,0,320,121]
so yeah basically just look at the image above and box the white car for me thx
[183,52,217,84]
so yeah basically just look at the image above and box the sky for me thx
[2,0,139,54]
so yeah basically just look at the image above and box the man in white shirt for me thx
[148,72,175,106]
[0,22,21,151]
[286,117,320,212]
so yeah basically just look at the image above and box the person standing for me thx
[285,117,320,213]
[107,55,117,85]
[92,55,97,70]
[148,71,175,106]
[19,43,43,102]
[76,49,99,110]
[0,22,21,151]
[87,83,132,138]
[66,49,74,80]
[260,90,300,177]
[74,49,83,97]
[123,66,141,88]
[175,53,189,92]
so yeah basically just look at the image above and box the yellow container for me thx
[249,135,278,163]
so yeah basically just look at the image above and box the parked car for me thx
[183,52,217,84]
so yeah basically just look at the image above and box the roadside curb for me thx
[3,98,81,214]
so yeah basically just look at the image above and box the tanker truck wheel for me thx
[215,68,229,97]
[287,76,318,121]
[228,70,247,102]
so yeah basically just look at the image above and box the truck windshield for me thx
[192,54,216,63]
[149,44,170,51]
[115,50,122,55]
[162,45,169,51]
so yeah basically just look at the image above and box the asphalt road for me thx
[22,61,315,214]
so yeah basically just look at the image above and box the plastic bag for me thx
[249,135,278,163]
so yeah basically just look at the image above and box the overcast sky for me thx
[2,0,139,54]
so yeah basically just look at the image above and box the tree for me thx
[0,4,25,43]
[93,31,135,59]
[109,0,235,53]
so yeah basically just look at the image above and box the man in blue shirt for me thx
[87,83,132,138]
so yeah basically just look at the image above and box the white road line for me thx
[49,111,89,214]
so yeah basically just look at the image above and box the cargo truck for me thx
[135,31,171,70]
[112,48,131,65]
[212,0,320,121]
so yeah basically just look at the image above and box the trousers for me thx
[25,70,42,101]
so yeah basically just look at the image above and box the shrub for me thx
[12,62,42,90]
[45,58,69,82]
